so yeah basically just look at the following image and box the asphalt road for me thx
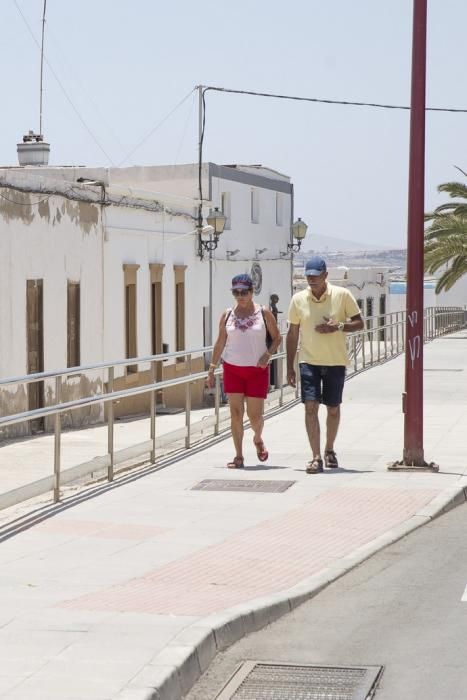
[185,501,467,700]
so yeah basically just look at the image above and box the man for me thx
[286,256,364,474]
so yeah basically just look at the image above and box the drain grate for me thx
[192,479,295,493]
[215,661,384,700]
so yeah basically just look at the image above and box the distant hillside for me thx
[303,233,390,253]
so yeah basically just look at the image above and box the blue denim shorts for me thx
[299,363,346,406]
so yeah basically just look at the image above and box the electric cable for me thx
[0,191,52,206]
[13,0,115,165]
[118,89,196,167]
[201,84,467,113]
[174,90,196,165]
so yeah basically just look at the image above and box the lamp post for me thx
[288,217,308,253]
[197,207,226,259]
[196,207,226,351]
[389,0,437,472]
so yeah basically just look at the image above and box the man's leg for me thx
[228,393,245,457]
[305,400,321,458]
[325,405,340,452]
[322,366,345,467]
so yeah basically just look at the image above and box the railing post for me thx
[353,335,357,373]
[294,354,299,400]
[278,338,284,407]
[150,361,156,463]
[361,329,366,369]
[185,354,192,449]
[107,366,114,482]
[390,313,394,355]
[53,376,62,503]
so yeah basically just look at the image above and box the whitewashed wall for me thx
[0,162,295,429]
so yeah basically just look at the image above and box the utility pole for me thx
[390,0,437,472]
[39,0,47,136]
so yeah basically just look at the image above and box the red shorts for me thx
[223,362,269,399]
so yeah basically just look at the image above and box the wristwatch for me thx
[337,321,345,331]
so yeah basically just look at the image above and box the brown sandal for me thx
[306,458,323,474]
[324,449,339,468]
[227,456,244,469]
[253,438,269,462]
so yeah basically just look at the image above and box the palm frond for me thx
[438,181,467,199]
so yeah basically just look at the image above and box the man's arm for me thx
[315,313,364,334]
[286,323,300,387]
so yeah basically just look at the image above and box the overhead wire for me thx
[0,191,52,206]
[45,24,127,156]
[174,90,196,165]
[117,89,196,167]
[13,0,115,165]
[201,84,467,113]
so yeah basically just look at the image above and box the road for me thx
[185,502,467,700]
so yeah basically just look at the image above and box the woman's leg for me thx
[246,396,265,444]
[228,393,245,457]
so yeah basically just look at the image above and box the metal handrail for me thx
[0,305,465,509]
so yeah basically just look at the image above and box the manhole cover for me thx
[215,661,383,700]
[191,479,295,493]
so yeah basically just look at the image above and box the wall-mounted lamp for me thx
[226,249,240,259]
[287,217,308,252]
[255,247,268,257]
[197,207,226,259]
[77,176,107,204]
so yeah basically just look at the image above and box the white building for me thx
[0,162,296,437]
[293,265,390,326]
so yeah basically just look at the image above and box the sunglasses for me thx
[232,289,251,297]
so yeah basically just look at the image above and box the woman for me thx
[207,273,281,468]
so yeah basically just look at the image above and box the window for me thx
[149,264,164,357]
[174,265,187,354]
[275,192,283,226]
[26,279,44,432]
[366,297,374,339]
[67,281,80,368]
[379,294,386,342]
[250,189,259,224]
[123,264,140,373]
[221,192,231,229]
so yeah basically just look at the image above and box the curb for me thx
[118,482,467,700]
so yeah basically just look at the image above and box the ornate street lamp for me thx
[287,217,308,252]
[197,207,226,258]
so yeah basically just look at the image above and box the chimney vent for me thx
[17,131,50,166]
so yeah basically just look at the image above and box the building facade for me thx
[0,162,296,437]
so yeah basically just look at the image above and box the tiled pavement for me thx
[0,331,466,699]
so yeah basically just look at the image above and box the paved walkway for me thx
[0,331,466,700]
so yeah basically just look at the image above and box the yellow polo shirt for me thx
[288,283,361,366]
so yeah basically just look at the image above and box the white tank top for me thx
[222,305,268,367]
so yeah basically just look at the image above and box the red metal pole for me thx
[403,0,427,465]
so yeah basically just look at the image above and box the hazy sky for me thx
[2,0,466,248]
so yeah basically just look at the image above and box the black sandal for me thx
[324,449,339,468]
[306,458,323,474]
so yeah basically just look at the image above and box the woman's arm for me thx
[257,307,281,368]
[207,312,228,386]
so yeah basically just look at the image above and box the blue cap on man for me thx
[305,256,327,276]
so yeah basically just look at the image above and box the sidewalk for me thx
[0,330,466,700]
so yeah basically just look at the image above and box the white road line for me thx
[461,585,467,602]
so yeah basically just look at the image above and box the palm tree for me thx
[424,178,467,293]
